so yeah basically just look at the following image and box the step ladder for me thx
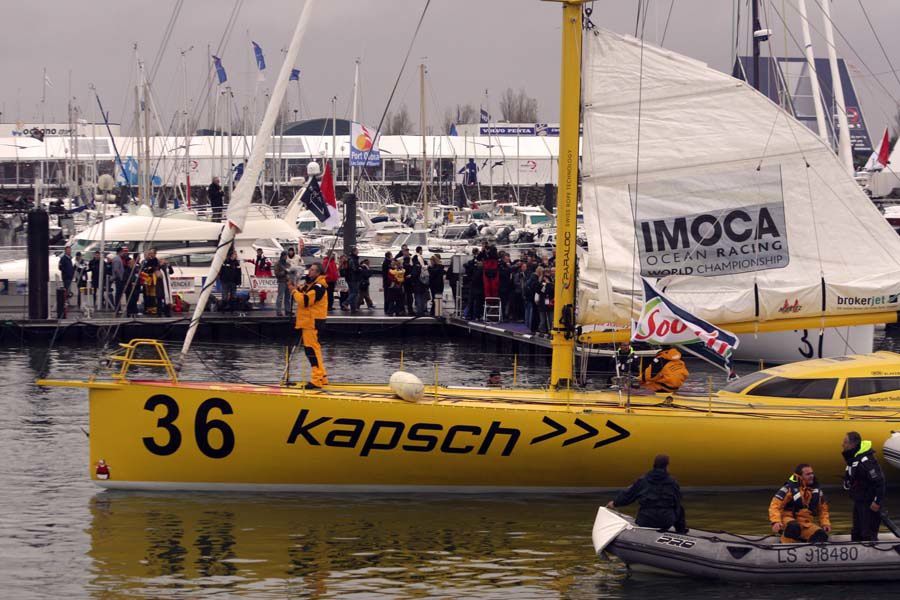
[483,297,502,322]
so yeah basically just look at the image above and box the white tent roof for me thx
[0,134,563,161]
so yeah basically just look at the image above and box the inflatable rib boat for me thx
[885,432,900,471]
[592,508,900,582]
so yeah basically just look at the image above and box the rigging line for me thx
[148,0,184,85]
[765,1,840,147]
[733,1,746,82]
[783,114,826,276]
[856,0,900,94]
[116,48,138,156]
[748,14,835,283]
[798,0,900,107]
[627,2,651,320]
[760,2,798,117]
[89,208,177,360]
[189,0,244,133]
[805,158,900,270]
[660,0,675,47]
[346,0,433,214]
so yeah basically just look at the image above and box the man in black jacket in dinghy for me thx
[842,431,887,542]
[606,454,688,533]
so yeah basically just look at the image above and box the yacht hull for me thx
[734,325,874,364]
[82,380,898,491]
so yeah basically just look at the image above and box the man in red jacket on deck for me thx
[322,250,339,311]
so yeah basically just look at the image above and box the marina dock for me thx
[0,310,561,355]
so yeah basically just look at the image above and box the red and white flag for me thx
[321,163,341,229]
[865,128,892,172]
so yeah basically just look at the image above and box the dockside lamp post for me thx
[96,173,117,311]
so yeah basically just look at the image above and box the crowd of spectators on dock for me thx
[459,244,556,334]
[381,245,448,317]
[61,245,179,317]
[56,239,553,329]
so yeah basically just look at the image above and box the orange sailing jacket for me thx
[641,349,689,393]
[768,474,831,526]
[292,274,328,330]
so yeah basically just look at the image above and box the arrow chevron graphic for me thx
[594,420,630,448]
[530,417,631,449]
[562,418,599,446]
[530,416,567,445]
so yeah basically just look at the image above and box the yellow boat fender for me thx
[390,371,424,403]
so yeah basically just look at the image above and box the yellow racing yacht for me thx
[39,0,900,491]
[43,346,900,491]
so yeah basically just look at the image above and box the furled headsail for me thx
[578,28,900,328]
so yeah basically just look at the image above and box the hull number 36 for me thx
[143,394,235,458]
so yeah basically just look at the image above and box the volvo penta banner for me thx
[633,165,789,278]
[632,278,739,373]
[349,122,381,167]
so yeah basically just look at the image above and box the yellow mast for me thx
[548,0,586,388]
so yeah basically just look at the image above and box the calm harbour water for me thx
[1,333,899,599]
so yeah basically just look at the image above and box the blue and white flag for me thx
[251,41,266,80]
[211,55,227,85]
[449,123,458,136]
[479,107,490,124]
[289,68,301,81]
[631,278,739,374]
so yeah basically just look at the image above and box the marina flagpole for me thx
[351,58,360,194]
[331,95,337,188]
[420,62,428,228]
[547,0,585,389]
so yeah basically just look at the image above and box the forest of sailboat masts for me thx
[0,128,566,197]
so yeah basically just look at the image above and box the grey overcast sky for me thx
[1,1,898,137]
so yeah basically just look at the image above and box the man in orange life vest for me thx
[641,347,689,393]
[288,263,329,388]
[768,463,831,543]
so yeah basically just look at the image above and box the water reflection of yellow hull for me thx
[87,492,610,596]
[70,379,899,490]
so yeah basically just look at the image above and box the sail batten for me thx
[579,29,900,329]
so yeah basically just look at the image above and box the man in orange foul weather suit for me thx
[768,463,831,543]
[288,263,329,389]
[641,347,689,393]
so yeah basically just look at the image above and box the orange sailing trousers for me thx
[779,510,823,543]
[301,328,328,386]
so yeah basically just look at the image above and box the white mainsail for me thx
[578,28,900,328]
[181,0,317,357]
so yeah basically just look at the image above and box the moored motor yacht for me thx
[0,201,304,308]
